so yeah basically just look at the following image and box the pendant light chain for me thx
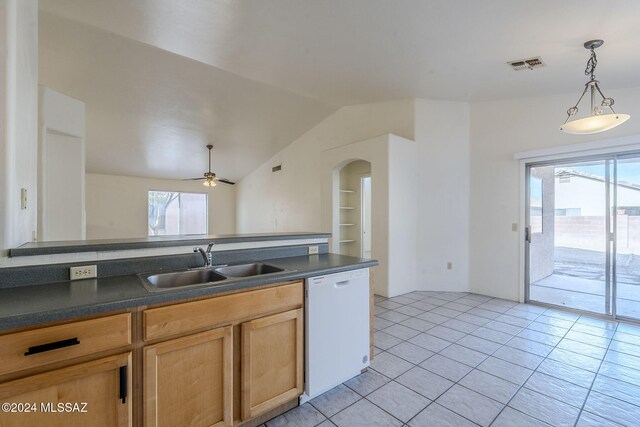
[585,47,597,80]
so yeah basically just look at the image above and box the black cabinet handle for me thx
[24,337,80,356]
[119,366,127,404]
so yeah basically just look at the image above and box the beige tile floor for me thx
[263,291,640,426]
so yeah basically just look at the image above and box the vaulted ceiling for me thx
[38,0,640,181]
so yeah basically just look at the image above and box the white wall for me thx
[387,134,418,296]
[38,87,86,241]
[237,98,472,296]
[324,135,391,295]
[85,173,236,239]
[0,0,38,254]
[236,99,415,232]
[322,134,417,297]
[414,99,470,292]
[470,86,640,301]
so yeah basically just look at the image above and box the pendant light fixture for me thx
[560,40,630,134]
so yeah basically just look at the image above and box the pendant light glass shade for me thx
[203,177,217,187]
[560,40,630,135]
[561,113,630,134]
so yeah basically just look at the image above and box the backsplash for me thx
[0,243,328,289]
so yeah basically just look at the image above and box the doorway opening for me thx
[525,152,640,321]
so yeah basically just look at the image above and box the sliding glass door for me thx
[526,153,640,321]
[614,155,640,319]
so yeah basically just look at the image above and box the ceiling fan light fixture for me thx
[203,177,217,187]
[560,40,630,134]
[184,145,235,186]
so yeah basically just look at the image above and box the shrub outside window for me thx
[148,191,207,236]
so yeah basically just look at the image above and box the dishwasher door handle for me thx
[334,280,350,287]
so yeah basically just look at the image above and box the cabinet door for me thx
[144,326,233,427]
[241,308,303,420]
[0,352,131,427]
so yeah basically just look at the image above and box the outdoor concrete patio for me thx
[530,247,640,319]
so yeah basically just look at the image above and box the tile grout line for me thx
[309,291,634,427]
[310,382,414,426]
[438,294,553,426]
[376,294,523,354]
[375,292,505,426]
[430,293,546,426]
[271,291,639,427]
[572,319,620,427]
[382,292,601,426]
[380,292,534,425]
[484,306,576,426]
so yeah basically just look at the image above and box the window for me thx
[148,191,207,236]
[530,177,543,233]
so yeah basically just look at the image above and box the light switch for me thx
[20,188,27,209]
[512,223,518,232]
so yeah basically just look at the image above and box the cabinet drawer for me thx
[144,281,303,341]
[0,313,131,376]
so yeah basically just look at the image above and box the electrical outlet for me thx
[447,262,453,270]
[70,265,97,280]
[308,245,319,255]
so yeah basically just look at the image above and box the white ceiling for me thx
[38,0,640,180]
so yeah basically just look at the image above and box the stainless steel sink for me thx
[214,262,285,277]
[139,262,291,292]
[141,268,227,291]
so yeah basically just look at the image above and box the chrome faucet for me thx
[193,243,215,267]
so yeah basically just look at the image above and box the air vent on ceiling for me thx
[508,56,545,71]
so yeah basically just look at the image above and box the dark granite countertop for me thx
[0,253,377,331]
[10,232,331,257]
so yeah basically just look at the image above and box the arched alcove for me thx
[334,159,372,257]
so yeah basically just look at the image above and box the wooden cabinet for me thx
[0,313,132,427]
[142,283,302,342]
[241,308,303,421]
[144,327,233,427]
[0,313,131,377]
[142,281,304,427]
[0,280,304,427]
[0,352,131,427]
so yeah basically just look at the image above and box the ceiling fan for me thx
[184,144,235,187]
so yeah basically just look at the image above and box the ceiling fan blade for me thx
[216,177,235,185]
[183,177,206,181]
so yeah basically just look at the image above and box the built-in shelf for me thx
[339,189,355,193]
[339,240,355,243]
[340,224,355,226]
[339,207,355,210]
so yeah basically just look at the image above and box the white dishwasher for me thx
[301,268,370,402]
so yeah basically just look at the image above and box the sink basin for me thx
[141,268,227,291]
[214,263,285,277]
[140,262,290,292]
